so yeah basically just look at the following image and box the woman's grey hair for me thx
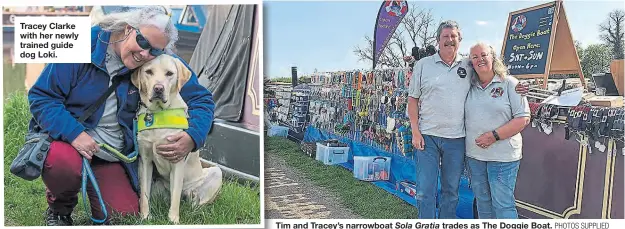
[470,42,509,78]
[436,20,462,42]
[95,6,178,54]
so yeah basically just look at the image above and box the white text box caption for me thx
[14,16,91,63]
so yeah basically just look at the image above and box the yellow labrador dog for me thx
[131,55,222,223]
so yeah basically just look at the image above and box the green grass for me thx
[265,137,419,219]
[4,92,260,226]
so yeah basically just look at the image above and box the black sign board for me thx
[501,1,585,88]
[502,2,556,76]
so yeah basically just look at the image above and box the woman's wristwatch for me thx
[492,130,500,141]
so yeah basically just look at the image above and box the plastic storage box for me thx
[268,125,289,137]
[353,156,391,181]
[315,143,349,165]
[396,180,417,197]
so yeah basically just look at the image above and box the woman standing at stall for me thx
[464,42,531,219]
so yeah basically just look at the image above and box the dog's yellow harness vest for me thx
[137,108,189,132]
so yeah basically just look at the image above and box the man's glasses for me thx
[133,27,165,56]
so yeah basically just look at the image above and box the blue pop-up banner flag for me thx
[373,1,408,69]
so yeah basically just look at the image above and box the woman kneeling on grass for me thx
[463,42,530,219]
[27,6,219,225]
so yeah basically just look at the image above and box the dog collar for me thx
[137,108,188,132]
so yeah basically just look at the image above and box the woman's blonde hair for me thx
[94,6,178,54]
[470,42,509,78]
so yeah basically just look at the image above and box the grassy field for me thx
[265,137,419,219]
[4,92,260,226]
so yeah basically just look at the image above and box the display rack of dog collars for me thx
[529,101,625,156]
[309,68,415,158]
[308,70,624,158]
[288,85,312,134]
[271,87,292,125]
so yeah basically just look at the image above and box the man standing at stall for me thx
[406,20,527,219]
[407,20,471,219]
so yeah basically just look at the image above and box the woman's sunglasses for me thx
[133,27,165,56]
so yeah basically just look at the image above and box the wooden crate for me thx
[586,95,624,107]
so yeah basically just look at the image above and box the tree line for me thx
[353,2,623,77]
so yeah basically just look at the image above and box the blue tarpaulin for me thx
[303,125,475,219]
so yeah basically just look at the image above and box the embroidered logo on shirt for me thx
[457,67,467,78]
[128,89,137,95]
[491,87,504,98]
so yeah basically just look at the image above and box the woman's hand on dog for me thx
[71,132,100,160]
[156,132,195,163]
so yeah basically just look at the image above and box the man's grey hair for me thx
[436,20,462,42]
[95,6,178,54]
